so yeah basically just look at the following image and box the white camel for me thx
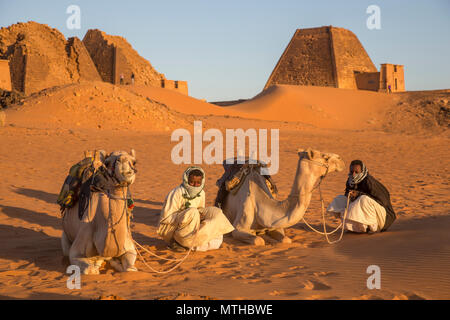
[61,150,138,274]
[222,148,345,245]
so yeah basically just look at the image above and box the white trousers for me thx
[158,206,234,250]
[327,195,386,233]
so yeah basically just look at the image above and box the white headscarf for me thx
[347,160,368,188]
[181,166,205,199]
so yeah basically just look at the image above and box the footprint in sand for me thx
[259,248,292,256]
[312,271,338,277]
[302,279,331,290]
[269,290,299,297]
[289,266,306,271]
[270,272,296,279]
[219,262,239,268]
[246,279,272,284]
[232,272,261,280]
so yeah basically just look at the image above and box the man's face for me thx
[350,164,362,177]
[188,174,202,187]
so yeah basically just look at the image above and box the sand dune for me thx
[227,85,399,130]
[4,82,191,131]
[4,82,448,135]
[127,84,401,130]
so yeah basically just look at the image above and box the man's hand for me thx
[348,190,360,201]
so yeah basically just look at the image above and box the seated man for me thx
[327,160,396,233]
[157,166,234,252]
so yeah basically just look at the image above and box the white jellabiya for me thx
[158,166,234,251]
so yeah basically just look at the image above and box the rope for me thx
[132,230,199,274]
[131,200,200,273]
[299,157,350,244]
[134,243,193,274]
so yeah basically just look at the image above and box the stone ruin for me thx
[0,21,188,95]
[265,26,405,93]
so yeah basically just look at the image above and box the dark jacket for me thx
[345,174,396,231]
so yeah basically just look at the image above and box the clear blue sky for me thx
[1,0,449,101]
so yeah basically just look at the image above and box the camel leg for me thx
[109,238,137,272]
[69,227,99,275]
[121,251,137,272]
[61,231,71,257]
[108,253,136,272]
[232,229,265,246]
[267,228,292,244]
[121,236,137,271]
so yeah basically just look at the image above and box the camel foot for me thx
[109,259,125,272]
[82,265,100,275]
[253,236,265,246]
[281,236,292,244]
[126,267,138,272]
[267,229,290,244]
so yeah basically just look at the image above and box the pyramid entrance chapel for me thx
[265,26,405,93]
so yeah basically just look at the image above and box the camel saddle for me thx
[214,158,278,208]
[56,150,104,213]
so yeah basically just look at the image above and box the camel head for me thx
[297,148,345,176]
[104,149,137,186]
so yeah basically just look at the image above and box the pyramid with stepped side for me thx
[264,26,405,92]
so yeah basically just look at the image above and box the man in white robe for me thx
[157,166,234,251]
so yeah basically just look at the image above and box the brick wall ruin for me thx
[161,79,188,95]
[355,71,380,91]
[380,64,405,92]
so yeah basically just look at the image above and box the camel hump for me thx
[214,158,278,208]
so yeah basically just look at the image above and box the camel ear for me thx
[130,149,136,159]
[307,148,317,160]
[297,148,305,157]
[84,150,93,158]
[98,150,107,162]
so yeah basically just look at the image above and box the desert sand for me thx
[0,82,449,300]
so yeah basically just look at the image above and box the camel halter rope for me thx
[104,182,195,274]
[129,191,198,274]
[299,158,350,244]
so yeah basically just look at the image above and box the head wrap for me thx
[347,160,368,188]
[181,166,205,199]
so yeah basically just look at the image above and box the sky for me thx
[1,0,449,101]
